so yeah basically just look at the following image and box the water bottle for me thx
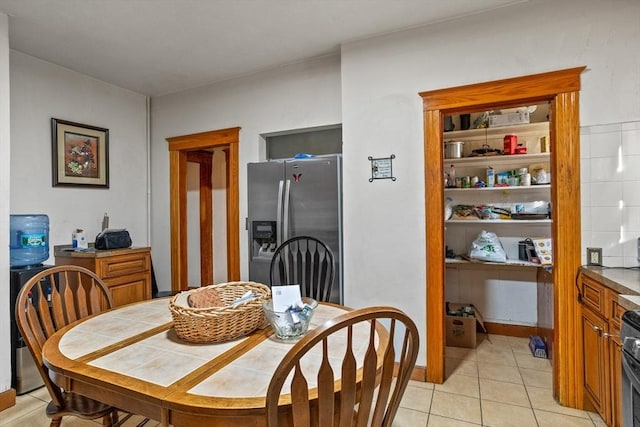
[10,214,49,267]
[448,164,456,188]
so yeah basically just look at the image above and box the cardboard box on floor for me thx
[445,303,487,349]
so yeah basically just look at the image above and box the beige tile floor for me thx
[1,334,606,427]
[0,386,161,427]
[393,334,607,427]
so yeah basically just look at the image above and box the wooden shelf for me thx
[445,258,549,269]
[446,219,551,224]
[443,121,549,141]
[445,184,550,193]
[444,122,550,162]
[445,152,550,165]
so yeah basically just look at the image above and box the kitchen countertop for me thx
[580,266,640,310]
[54,244,151,258]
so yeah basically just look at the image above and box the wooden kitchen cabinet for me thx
[54,245,152,307]
[581,272,623,427]
[582,304,610,418]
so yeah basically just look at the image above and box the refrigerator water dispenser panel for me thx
[252,221,277,258]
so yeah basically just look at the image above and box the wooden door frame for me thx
[419,67,585,408]
[167,127,240,292]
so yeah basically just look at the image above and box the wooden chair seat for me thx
[45,392,117,426]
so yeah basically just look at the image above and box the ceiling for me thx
[0,0,524,96]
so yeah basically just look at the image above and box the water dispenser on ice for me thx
[251,221,277,259]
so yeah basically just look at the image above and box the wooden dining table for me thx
[42,297,388,426]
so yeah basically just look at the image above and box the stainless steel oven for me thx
[621,311,640,427]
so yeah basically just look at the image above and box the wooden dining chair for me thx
[266,306,420,427]
[15,265,119,427]
[269,235,335,302]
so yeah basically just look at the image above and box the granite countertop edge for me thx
[53,244,151,258]
[581,266,640,311]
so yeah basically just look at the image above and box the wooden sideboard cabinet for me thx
[54,245,152,307]
[580,272,624,427]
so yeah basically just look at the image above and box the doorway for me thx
[420,67,585,408]
[167,127,240,292]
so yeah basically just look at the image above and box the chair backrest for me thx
[15,265,114,409]
[266,306,420,427]
[269,236,335,302]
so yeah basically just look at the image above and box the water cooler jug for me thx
[10,214,49,268]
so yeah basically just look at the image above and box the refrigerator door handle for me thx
[283,179,291,243]
[276,180,284,246]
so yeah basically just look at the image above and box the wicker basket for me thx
[169,281,271,343]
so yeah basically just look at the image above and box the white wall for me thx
[4,51,149,392]
[1,12,12,395]
[340,0,640,363]
[150,54,342,291]
[186,162,201,285]
[212,150,228,283]
[10,52,149,253]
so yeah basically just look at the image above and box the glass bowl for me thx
[262,297,318,340]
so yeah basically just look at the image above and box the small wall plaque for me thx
[369,154,396,182]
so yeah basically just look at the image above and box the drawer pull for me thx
[592,325,610,338]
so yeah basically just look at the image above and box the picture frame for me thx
[51,118,109,188]
[368,154,396,182]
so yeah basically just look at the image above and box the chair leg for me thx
[102,413,114,426]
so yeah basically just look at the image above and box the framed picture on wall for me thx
[51,118,109,188]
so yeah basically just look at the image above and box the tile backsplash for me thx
[581,121,640,267]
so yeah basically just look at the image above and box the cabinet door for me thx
[104,272,150,307]
[582,307,610,423]
[609,294,624,427]
[610,335,622,427]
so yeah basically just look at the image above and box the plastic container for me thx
[503,134,518,155]
[486,167,495,188]
[10,214,49,267]
[448,164,456,187]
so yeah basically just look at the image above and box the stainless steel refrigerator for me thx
[247,155,342,304]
